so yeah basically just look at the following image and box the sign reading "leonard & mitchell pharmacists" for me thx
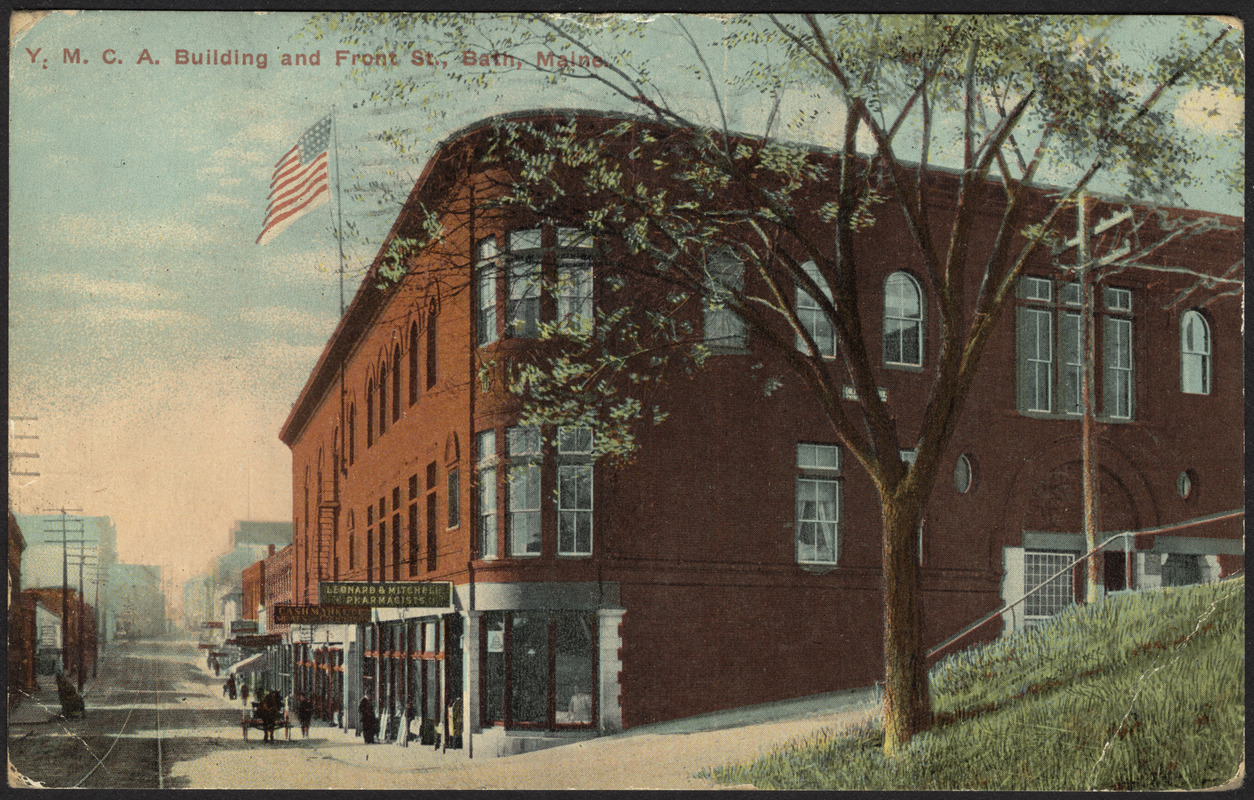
[319,581,453,608]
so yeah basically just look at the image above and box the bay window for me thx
[507,426,542,556]
[477,430,498,559]
[508,229,542,338]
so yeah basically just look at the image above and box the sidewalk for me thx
[173,668,880,789]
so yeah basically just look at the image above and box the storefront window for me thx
[481,610,597,729]
[554,613,595,724]
[483,613,506,725]
[510,612,549,724]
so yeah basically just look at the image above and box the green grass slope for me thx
[706,577,1244,790]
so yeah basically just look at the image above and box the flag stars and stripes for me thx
[256,115,332,246]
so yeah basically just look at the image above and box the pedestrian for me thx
[358,694,378,744]
[402,699,415,747]
[449,695,463,750]
[226,674,237,701]
[297,693,314,738]
[212,658,220,677]
[240,681,250,707]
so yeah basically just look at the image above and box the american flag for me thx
[256,116,332,245]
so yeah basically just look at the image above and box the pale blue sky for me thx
[8,11,1242,596]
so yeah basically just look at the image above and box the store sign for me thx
[229,620,258,635]
[197,642,215,649]
[201,621,223,629]
[273,604,371,625]
[319,581,453,608]
[228,633,283,648]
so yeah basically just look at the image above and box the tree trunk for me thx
[881,495,931,754]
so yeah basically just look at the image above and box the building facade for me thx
[279,112,1243,754]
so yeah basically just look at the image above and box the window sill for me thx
[798,562,838,575]
[883,362,925,373]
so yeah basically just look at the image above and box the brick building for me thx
[279,111,1243,755]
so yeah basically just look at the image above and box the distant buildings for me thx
[8,512,37,704]
[109,563,166,638]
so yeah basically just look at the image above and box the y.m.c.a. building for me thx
[279,111,1243,756]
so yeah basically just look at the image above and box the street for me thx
[8,638,878,789]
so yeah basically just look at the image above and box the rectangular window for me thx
[557,257,593,334]
[558,427,594,556]
[796,261,836,357]
[1023,550,1077,624]
[477,430,498,559]
[797,442,839,471]
[1017,277,1134,421]
[426,489,438,571]
[481,611,597,730]
[483,613,505,725]
[1018,307,1053,413]
[796,478,839,565]
[447,469,461,528]
[703,247,748,351]
[507,426,542,556]
[1104,316,1133,419]
[408,503,419,577]
[476,238,498,346]
[557,466,593,556]
[508,229,542,338]
[554,613,595,725]
[1060,312,1082,416]
[796,443,840,565]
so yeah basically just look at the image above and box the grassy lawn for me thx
[705,576,1244,790]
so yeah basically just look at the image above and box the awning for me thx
[229,651,267,676]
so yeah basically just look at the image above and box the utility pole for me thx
[8,417,40,513]
[1064,193,1132,604]
[70,546,99,692]
[43,509,84,672]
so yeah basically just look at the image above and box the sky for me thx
[8,12,1243,609]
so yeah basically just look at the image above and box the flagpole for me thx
[331,106,347,318]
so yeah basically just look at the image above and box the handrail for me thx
[927,508,1244,658]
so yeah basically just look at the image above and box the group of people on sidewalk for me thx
[356,694,463,749]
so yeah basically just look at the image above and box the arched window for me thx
[1180,310,1210,394]
[409,323,420,405]
[366,380,375,447]
[392,344,402,422]
[884,272,923,367]
[703,246,747,352]
[426,310,438,389]
[348,404,356,464]
[378,359,389,436]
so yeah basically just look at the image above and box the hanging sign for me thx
[319,581,452,608]
[201,621,223,629]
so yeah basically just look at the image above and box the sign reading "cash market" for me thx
[318,581,453,608]
[273,604,371,625]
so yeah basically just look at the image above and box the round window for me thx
[1177,470,1194,499]
[955,454,973,494]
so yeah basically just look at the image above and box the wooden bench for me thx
[241,712,291,741]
